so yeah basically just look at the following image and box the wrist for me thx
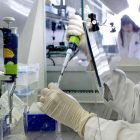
[81,117,91,136]
[78,113,97,138]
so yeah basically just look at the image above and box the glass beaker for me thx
[0,103,28,140]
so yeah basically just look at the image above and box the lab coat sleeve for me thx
[86,66,140,123]
[103,69,140,123]
[84,117,140,140]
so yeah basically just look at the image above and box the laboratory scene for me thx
[1,0,140,140]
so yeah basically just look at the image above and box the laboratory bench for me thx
[27,123,82,140]
[2,118,82,140]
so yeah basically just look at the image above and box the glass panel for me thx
[85,24,120,86]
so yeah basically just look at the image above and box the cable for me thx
[53,31,55,45]
[69,50,79,61]
[47,51,55,66]
[47,57,55,66]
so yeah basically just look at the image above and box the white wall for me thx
[28,0,47,89]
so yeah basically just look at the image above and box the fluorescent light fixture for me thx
[10,0,31,17]
[11,6,29,16]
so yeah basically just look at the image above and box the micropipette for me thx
[57,36,81,87]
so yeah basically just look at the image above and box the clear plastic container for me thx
[14,63,40,107]
[15,85,39,107]
[0,103,27,140]
[16,63,39,86]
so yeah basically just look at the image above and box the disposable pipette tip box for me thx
[27,102,56,131]
[27,113,56,131]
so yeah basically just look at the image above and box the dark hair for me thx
[119,15,140,47]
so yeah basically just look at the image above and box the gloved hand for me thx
[37,83,96,138]
[66,5,92,61]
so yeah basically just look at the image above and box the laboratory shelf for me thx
[47,66,140,72]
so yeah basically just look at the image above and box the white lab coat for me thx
[117,31,140,60]
[84,117,140,140]
[84,67,140,140]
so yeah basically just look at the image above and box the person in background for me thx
[117,15,140,60]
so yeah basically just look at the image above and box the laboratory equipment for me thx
[0,17,18,124]
[0,90,27,140]
[46,0,76,19]
[27,102,56,131]
[83,13,102,86]
[46,21,68,66]
[83,13,121,87]
[3,17,15,28]
[57,35,81,86]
